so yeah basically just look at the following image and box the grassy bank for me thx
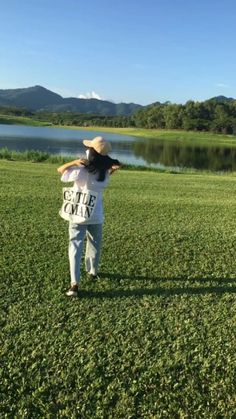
[0,148,166,172]
[0,114,50,127]
[68,126,236,147]
[2,114,236,147]
[1,160,236,417]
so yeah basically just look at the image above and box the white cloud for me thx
[78,91,102,100]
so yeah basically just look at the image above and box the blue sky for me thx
[1,0,236,105]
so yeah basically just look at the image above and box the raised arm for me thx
[57,158,87,174]
[109,162,122,175]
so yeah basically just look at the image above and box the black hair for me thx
[82,147,121,181]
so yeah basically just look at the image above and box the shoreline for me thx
[1,149,236,176]
[1,115,236,147]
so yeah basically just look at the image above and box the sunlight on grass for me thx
[0,161,236,417]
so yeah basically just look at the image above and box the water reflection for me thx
[1,124,236,171]
[133,139,236,171]
[0,125,138,163]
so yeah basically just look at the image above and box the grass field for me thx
[1,160,236,418]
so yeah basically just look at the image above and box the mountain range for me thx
[0,85,234,116]
[0,86,143,116]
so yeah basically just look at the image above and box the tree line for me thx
[35,111,133,128]
[1,98,236,134]
[134,99,236,134]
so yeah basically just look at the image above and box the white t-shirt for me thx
[61,166,109,224]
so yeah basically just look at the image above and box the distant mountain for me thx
[1,86,235,116]
[208,95,235,103]
[0,85,143,116]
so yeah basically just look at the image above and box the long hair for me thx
[82,147,120,181]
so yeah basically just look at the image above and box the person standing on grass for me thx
[57,136,121,297]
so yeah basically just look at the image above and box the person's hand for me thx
[112,164,121,170]
[75,158,88,166]
[109,164,121,174]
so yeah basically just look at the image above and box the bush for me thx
[0,147,12,160]
[0,148,72,164]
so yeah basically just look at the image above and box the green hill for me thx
[0,85,142,116]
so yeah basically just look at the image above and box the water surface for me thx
[1,124,236,171]
[0,124,149,167]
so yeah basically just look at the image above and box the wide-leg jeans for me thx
[68,223,103,285]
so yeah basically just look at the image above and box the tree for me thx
[163,104,183,129]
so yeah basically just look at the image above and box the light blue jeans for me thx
[68,223,103,285]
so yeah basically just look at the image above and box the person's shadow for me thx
[78,272,236,299]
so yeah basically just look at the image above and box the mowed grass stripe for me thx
[0,161,236,418]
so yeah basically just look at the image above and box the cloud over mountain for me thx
[0,85,142,115]
[78,91,102,100]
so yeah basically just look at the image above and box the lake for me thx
[1,124,236,171]
[0,124,151,167]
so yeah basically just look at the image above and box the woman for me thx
[57,136,121,296]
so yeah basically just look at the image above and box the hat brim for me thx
[82,137,112,155]
[83,139,92,147]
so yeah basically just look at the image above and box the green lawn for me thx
[1,161,236,418]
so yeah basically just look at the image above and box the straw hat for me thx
[83,136,112,156]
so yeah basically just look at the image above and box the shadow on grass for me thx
[99,272,236,283]
[72,272,236,299]
[78,285,236,300]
